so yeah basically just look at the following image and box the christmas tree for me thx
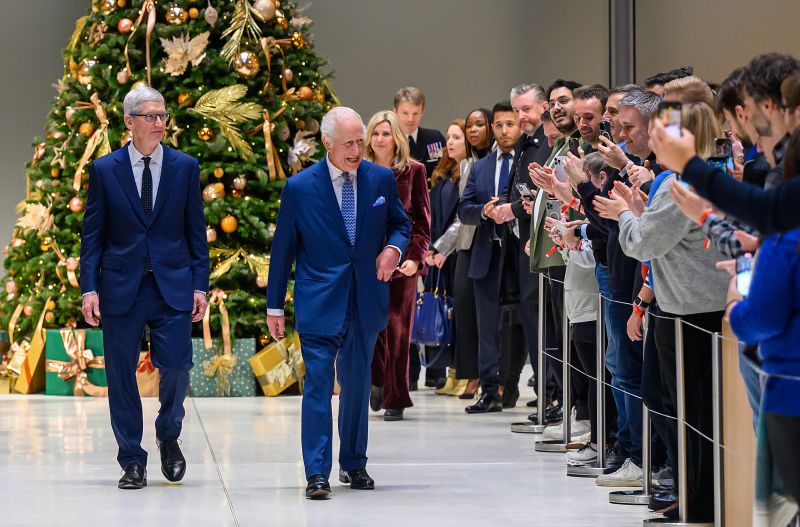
[0,0,337,346]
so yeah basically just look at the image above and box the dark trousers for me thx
[102,274,192,468]
[571,323,596,436]
[543,267,566,404]
[654,309,723,521]
[473,243,503,395]
[499,307,525,387]
[453,249,479,379]
[765,412,800,506]
[641,305,670,470]
[299,285,378,479]
[507,237,539,390]
[372,274,416,410]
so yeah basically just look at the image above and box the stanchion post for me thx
[562,287,571,446]
[675,317,689,523]
[596,293,606,468]
[711,332,723,527]
[537,272,546,428]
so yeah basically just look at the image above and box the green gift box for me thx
[189,337,257,397]
[45,328,107,396]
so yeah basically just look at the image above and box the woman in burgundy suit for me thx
[365,110,431,421]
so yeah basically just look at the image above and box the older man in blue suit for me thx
[266,106,411,499]
[80,86,209,489]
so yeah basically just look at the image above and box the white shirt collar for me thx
[128,142,163,167]
[496,149,515,161]
[326,154,355,181]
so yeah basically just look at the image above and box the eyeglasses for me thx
[129,113,170,123]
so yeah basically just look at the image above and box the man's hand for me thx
[627,310,643,341]
[597,135,629,169]
[593,191,629,221]
[650,119,697,173]
[482,196,500,220]
[628,162,655,188]
[81,293,101,327]
[492,203,516,224]
[669,179,712,224]
[191,291,208,322]
[524,239,531,256]
[398,259,419,276]
[424,250,436,267]
[521,197,534,215]
[529,163,555,194]
[612,181,647,217]
[561,226,580,250]
[564,152,588,188]
[376,246,401,282]
[266,314,285,341]
[734,231,759,252]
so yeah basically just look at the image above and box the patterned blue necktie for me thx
[341,172,356,246]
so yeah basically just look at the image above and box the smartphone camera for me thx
[736,253,754,297]
[599,120,612,141]
[658,101,682,138]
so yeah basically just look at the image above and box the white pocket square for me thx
[373,196,386,207]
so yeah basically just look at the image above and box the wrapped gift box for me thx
[45,328,107,396]
[136,351,159,397]
[249,333,305,397]
[12,306,49,394]
[189,337,257,397]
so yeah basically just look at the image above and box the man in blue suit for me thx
[266,106,411,499]
[458,101,521,414]
[80,86,209,489]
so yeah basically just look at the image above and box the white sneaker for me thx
[566,443,597,466]
[543,412,591,441]
[595,458,643,487]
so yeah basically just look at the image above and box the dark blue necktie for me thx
[142,156,153,272]
[497,152,512,196]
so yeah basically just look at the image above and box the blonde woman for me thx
[365,111,431,421]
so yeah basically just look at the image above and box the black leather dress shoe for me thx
[465,392,502,414]
[502,385,519,408]
[526,404,563,424]
[369,385,383,412]
[118,463,147,489]
[306,474,331,499]
[338,468,374,490]
[383,408,403,421]
[158,440,186,482]
[409,381,418,392]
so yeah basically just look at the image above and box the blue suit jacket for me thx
[266,159,411,336]
[80,143,209,315]
[458,152,502,280]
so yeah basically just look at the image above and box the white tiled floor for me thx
[1,368,653,526]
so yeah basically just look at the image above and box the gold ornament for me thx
[88,21,109,48]
[296,119,306,130]
[45,312,55,324]
[178,93,193,107]
[253,0,277,21]
[256,276,267,288]
[69,196,85,212]
[297,86,313,101]
[51,167,61,178]
[117,18,133,34]
[231,189,244,199]
[290,31,305,48]
[232,176,247,190]
[131,80,148,90]
[161,31,211,76]
[188,7,199,19]
[23,305,33,317]
[40,236,53,251]
[79,122,95,137]
[197,125,215,141]
[66,317,77,328]
[165,4,189,24]
[258,334,269,347]
[275,12,288,29]
[220,215,238,233]
[120,130,132,146]
[201,183,226,202]
[11,238,25,248]
[96,0,116,14]
[117,0,127,7]
[46,300,56,311]
[213,167,225,178]
[282,67,293,83]
[233,50,260,79]
[204,3,219,26]
[206,226,218,243]
[77,58,97,86]
[314,89,325,104]
[116,69,130,84]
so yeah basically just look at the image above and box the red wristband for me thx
[633,304,645,317]
[699,209,713,225]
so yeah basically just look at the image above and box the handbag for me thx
[411,269,454,350]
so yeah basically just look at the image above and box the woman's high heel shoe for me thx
[458,379,479,399]
[436,368,457,395]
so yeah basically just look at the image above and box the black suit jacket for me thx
[503,126,552,244]
[409,127,446,179]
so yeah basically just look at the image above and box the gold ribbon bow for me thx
[202,289,237,396]
[51,243,80,291]
[262,336,304,392]
[136,351,155,374]
[247,107,287,182]
[122,0,156,86]
[209,247,270,282]
[73,93,111,191]
[259,37,292,94]
[45,329,106,396]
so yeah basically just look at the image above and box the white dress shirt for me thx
[129,142,164,203]
[494,148,515,196]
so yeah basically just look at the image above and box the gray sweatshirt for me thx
[617,175,728,315]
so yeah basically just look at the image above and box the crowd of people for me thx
[362,55,800,523]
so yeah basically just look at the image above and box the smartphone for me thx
[568,137,581,157]
[715,137,733,159]
[736,253,754,296]
[707,156,735,176]
[599,120,613,141]
[516,183,533,199]
[545,199,561,221]
[553,156,568,182]
[658,101,682,138]
[552,220,567,238]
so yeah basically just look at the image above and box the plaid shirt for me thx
[702,213,757,258]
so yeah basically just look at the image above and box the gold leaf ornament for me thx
[220,0,262,65]
[160,31,210,76]
[190,85,263,158]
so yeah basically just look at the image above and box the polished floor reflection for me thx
[1,368,651,526]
